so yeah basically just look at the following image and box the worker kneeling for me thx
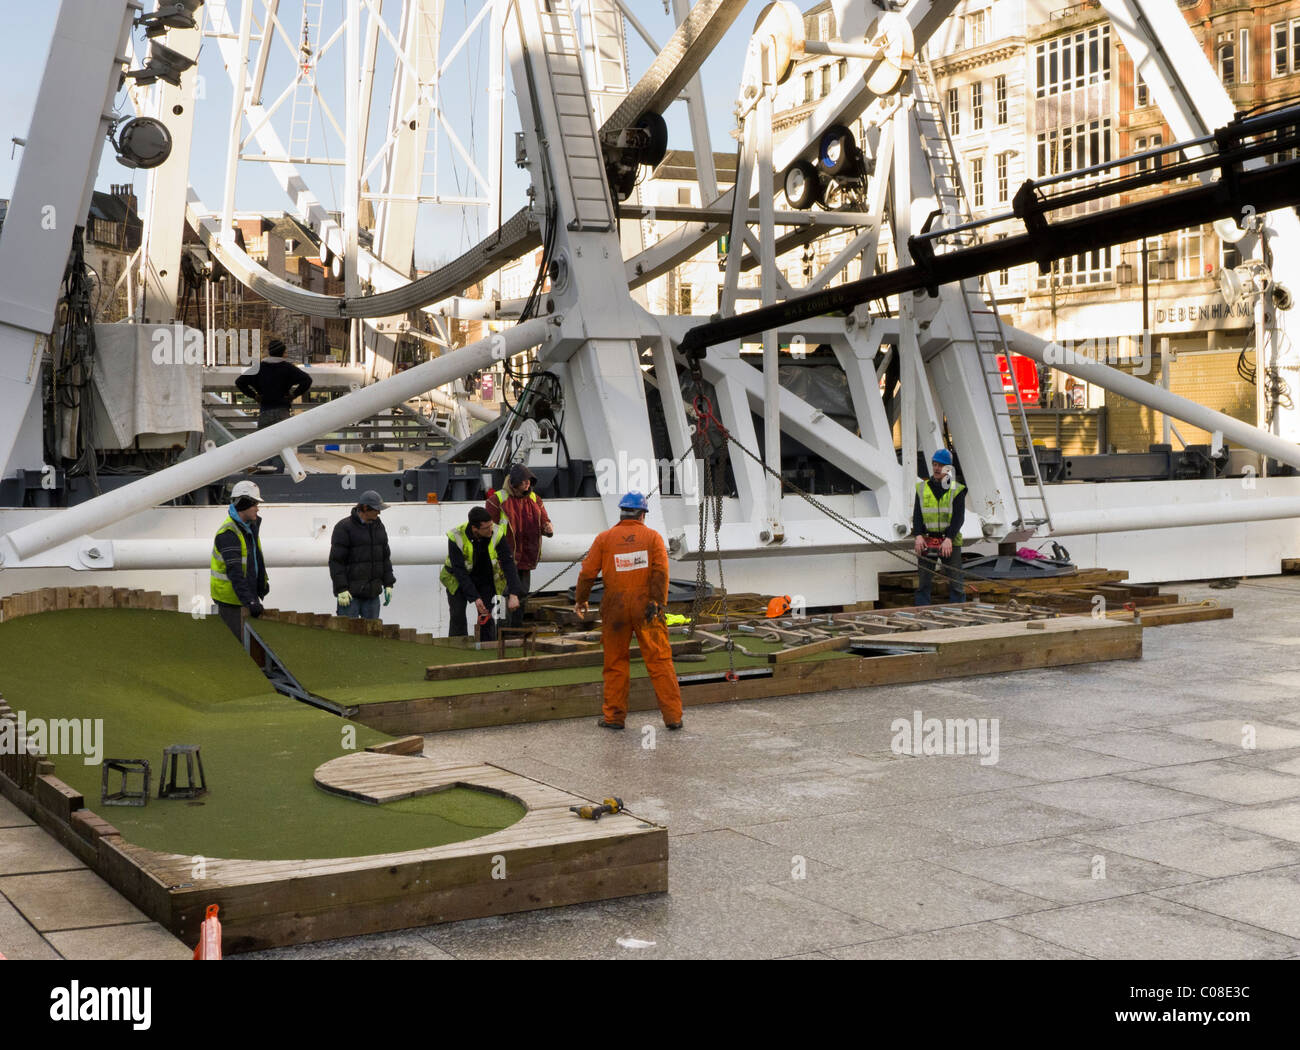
[574,492,684,732]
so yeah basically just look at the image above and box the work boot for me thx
[596,718,625,731]
[665,721,683,731]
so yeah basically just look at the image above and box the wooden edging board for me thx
[0,750,667,954]
[350,617,1144,736]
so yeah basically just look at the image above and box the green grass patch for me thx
[0,610,523,860]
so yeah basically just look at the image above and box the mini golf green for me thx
[250,617,851,706]
[0,610,524,860]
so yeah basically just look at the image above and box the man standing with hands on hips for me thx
[913,449,966,606]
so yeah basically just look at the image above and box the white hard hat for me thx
[231,480,263,503]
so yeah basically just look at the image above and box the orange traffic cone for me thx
[193,904,222,960]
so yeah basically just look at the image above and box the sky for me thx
[0,0,763,271]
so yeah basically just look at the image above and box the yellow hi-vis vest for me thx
[439,521,509,596]
[211,517,255,604]
[916,479,966,546]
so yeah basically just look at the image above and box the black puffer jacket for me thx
[329,509,396,599]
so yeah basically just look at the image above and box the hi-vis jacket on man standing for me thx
[574,492,684,731]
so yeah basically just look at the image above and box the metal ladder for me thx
[287,0,326,162]
[535,0,616,231]
[911,62,1053,535]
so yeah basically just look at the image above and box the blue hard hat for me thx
[932,449,953,465]
[618,491,649,511]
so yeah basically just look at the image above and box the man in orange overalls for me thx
[574,491,684,732]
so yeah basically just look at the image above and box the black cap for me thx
[267,338,287,357]
[508,463,535,486]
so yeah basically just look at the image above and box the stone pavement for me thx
[244,576,1300,960]
[0,796,191,960]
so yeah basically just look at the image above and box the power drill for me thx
[569,797,624,821]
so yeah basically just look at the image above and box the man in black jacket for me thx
[329,490,397,620]
[440,506,522,640]
[211,480,270,639]
[236,339,313,472]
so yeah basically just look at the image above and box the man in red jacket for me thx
[574,491,684,732]
[486,463,553,627]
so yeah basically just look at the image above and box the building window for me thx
[1272,19,1300,77]
[1218,34,1235,85]
[804,71,813,104]
[677,187,692,206]
[1145,235,1166,281]
[1240,28,1250,83]
[996,233,1010,286]
[821,64,831,97]
[1135,134,1163,173]
[995,74,1007,124]
[967,9,988,48]
[1222,239,1242,271]
[1036,119,1113,178]
[996,152,1009,202]
[972,82,984,130]
[947,87,960,136]
[838,59,848,82]
[971,156,984,207]
[1177,227,1203,280]
[1048,247,1113,287]
[679,284,693,315]
[1136,70,1149,107]
[1036,24,1111,98]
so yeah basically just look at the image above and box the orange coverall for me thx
[575,519,684,726]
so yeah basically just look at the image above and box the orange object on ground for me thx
[576,519,683,726]
[766,595,792,618]
[193,904,222,960]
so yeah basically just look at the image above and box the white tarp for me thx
[92,323,203,449]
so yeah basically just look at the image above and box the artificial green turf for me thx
[250,617,851,705]
[0,610,524,860]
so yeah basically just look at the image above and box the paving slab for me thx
[1000,894,1300,959]
[1122,760,1300,806]
[0,796,34,829]
[978,742,1149,782]
[783,859,1056,934]
[935,837,1202,904]
[668,829,840,893]
[0,825,84,876]
[897,792,1116,848]
[1012,776,1226,825]
[1153,865,1300,940]
[1067,729,1242,766]
[47,922,193,961]
[0,893,60,960]
[1073,816,1300,879]
[1167,719,1300,752]
[238,929,455,961]
[1205,799,1300,844]
[827,922,1092,960]
[740,811,977,872]
[0,869,149,932]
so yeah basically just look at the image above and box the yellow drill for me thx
[570,797,624,821]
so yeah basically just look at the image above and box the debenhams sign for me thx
[1153,298,1253,330]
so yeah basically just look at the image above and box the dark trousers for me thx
[508,569,531,628]
[339,595,383,620]
[215,600,246,641]
[448,592,498,641]
[916,548,965,605]
[257,405,292,470]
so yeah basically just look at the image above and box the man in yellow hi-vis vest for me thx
[211,480,270,638]
[439,506,523,640]
[912,449,966,606]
